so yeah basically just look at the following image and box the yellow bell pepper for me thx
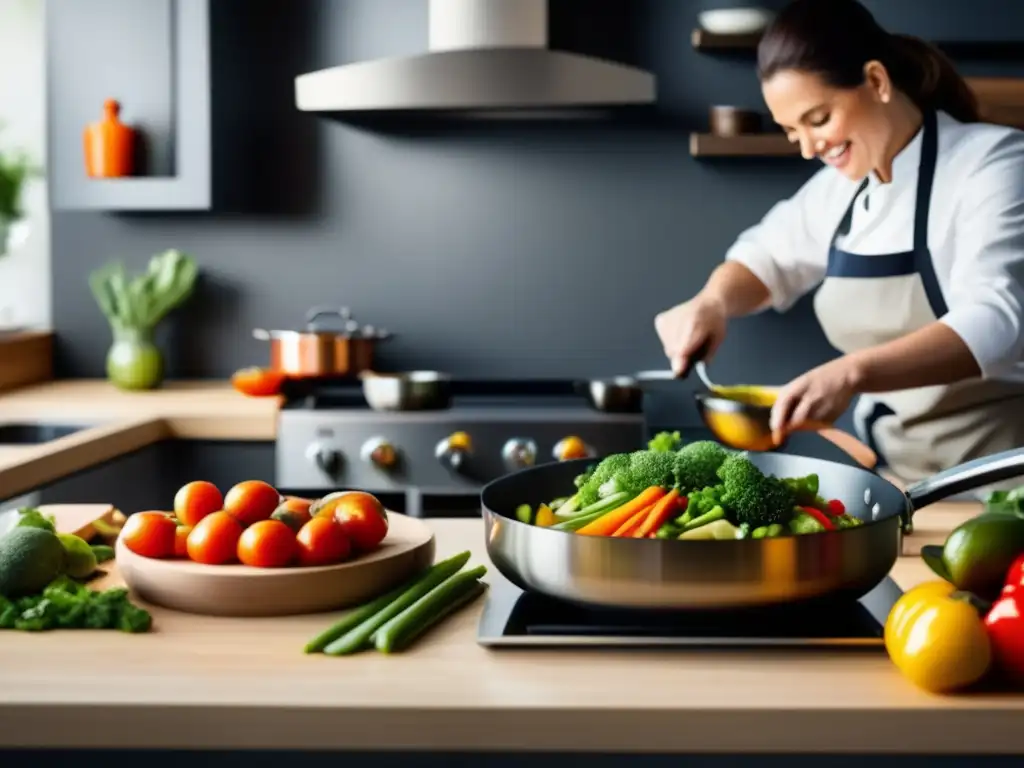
[884,580,992,693]
[535,504,556,527]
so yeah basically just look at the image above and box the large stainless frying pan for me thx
[480,447,1024,610]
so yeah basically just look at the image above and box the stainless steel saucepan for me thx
[480,447,1024,611]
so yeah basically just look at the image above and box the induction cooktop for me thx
[477,574,902,649]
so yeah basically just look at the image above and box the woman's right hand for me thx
[654,293,728,376]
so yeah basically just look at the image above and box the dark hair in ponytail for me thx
[757,0,980,124]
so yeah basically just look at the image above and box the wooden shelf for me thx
[48,0,212,212]
[690,133,799,158]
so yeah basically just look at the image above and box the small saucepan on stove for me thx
[576,377,646,413]
[360,370,452,411]
[252,306,392,379]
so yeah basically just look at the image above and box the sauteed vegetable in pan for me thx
[513,431,862,540]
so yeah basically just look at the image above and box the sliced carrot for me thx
[611,503,656,537]
[577,486,667,537]
[633,489,682,538]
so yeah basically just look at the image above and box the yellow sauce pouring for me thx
[709,384,778,408]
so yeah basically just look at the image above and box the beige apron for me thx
[812,110,1024,498]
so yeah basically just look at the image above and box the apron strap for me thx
[913,110,948,317]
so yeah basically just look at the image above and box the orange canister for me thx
[83,99,135,178]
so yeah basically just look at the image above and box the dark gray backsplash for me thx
[48,0,1024,427]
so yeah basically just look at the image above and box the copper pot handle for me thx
[253,328,271,341]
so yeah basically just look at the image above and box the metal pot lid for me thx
[253,306,394,341]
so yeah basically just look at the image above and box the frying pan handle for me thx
[905,446,1024,511]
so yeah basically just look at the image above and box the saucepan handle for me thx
[906,446,1024,511]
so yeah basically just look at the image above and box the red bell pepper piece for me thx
[984,591,1024,683]
[1002,553,1024,596]
[800,505,836,531]
[826,499,846,516]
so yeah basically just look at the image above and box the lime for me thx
[57,533,99,579]
[941,513,1024,599]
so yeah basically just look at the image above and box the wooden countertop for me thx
[1,505,1020,755]
[0,380,279,500]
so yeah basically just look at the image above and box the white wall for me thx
[0,0,50,330]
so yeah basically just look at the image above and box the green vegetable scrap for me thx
[14,507,56,533]
[0,576,151,633]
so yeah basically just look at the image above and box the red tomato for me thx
[174,524,193,557]
[330,492,389,551]
[237,519,298,568]
[295,517,352,567]
[223,480,281,527]
[826,499,846,516]
[231,367,285,397]
[187,511,244,565]
[984,592,1024,683]
[121,511,177,559]
[173,481,223,526]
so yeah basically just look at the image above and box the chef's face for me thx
[761,64,891,181]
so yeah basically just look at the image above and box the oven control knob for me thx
[553,435,594,461]
[306,442,343,475]
[435,431,472,473]
[502,438,537,471]
[361,436,399,470]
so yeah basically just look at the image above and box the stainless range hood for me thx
[294,0,656,114]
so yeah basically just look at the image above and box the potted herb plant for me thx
[88,250,199,391]
[0,125,39,258]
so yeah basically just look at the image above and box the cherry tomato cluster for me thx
[120,480,389,569]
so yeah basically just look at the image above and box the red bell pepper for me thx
[800,505,836,531]
[1002,553,1024,596]
[984,591,1024,683]
[826,499,846,516]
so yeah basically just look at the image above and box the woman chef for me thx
[655,0,1024,490]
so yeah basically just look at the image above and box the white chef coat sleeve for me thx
[723,168,832,313]
[940,133,1024,379]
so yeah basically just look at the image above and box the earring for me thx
[881,92,891,104]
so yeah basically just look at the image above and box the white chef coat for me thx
[724,110,1024,384]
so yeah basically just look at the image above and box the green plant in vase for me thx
[88,250,199,391]
[0,124,41,258]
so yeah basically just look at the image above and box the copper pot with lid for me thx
[253,306,393,379]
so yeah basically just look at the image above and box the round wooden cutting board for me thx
[116,512,436,617]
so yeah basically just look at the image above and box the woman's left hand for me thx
[770,356,863,443]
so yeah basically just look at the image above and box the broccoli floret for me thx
[597,450,676,498]
[673,440,731,492]
[576,453,630,507]
[716,455,796,528]
[648,431,682,453]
